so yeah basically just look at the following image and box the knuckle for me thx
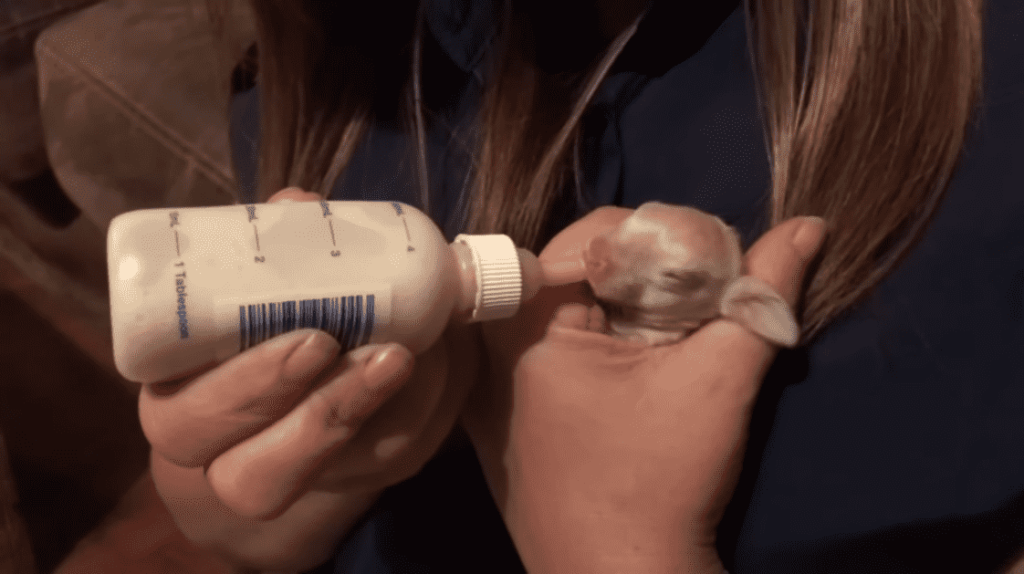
[138,397,180,457]
[307,375,375,433]
[373,434,412,462]
[323,401,346,429]
[306,385,349,429]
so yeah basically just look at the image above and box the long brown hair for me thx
[205,0,985,344]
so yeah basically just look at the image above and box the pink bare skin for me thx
[462,206,827,574]
[583,202,800,347]
[140,187,486,572]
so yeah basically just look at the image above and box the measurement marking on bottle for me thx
[328,219,336,246]
[401,218,412,243]
[401,217,414,251]
[170,211,182,256]
[253,225,260,251]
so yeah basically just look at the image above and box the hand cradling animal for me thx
[581,201,800,347]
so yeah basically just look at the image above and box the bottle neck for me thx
[448,239,544,323]
[449,241,479,320]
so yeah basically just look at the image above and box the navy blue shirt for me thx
[230,0,1024,572]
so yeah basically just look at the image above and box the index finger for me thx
[139,329,343,468]
[538,206,634,284]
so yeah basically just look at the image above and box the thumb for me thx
[743,216,828,309]
[680,216,826,383]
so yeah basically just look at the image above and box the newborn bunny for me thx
[581,202,800,347]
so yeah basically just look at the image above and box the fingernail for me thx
[792,217,827,261]
[347,345,378,364]
[363,346,410,388]
[282,331,340,379]
[302,330,341,356]
[541,259,587,286]
[264,328,322,352]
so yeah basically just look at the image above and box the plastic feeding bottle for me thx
[107,200,543,384]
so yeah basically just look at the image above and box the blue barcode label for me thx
[238,295,376,352]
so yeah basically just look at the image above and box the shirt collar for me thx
[425,0,497,80]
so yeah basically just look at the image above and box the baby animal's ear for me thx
[718,275,799,347]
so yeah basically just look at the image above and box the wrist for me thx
[585,525,725,574]
[508,501,725,574]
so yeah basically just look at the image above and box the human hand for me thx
[461,206,826,573]
[141,188,484,522]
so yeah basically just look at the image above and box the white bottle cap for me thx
[453,233,523,322]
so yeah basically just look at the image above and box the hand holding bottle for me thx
[141,189,485,570]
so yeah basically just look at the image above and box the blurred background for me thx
[1,0,255,571]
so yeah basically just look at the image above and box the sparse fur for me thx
[583,202,799,347]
